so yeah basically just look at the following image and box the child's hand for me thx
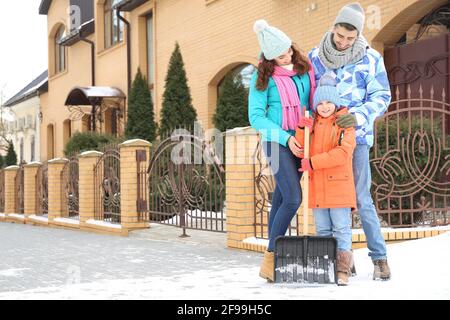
[299,158,313,172]
[298,117,314,130]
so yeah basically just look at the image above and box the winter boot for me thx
[259,251,274,282]
[373,259,391,280]
[350,260,357,277]
[337,250,353,286]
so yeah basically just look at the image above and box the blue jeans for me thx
[262,141,303,252]
[353,144,387,261]
[313,208,352,251]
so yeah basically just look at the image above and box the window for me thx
[63,119,72,147]
[146,13,154,86]
[104,0,124,49]
[55,25,66,73]
[47,124,55,160]
[20,138,24,164]
[218,64,255,97]
[31,136,35,162]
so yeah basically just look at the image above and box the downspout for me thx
[117,9,131,95]
[79,35,96,86]
[79,33,97,131]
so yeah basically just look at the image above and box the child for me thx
[295,74,356,286]
[248,19,315,282]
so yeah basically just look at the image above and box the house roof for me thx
[39,0,52,15]
[59,19,95,46]
[3,71,48,108]
[65,86,126,106]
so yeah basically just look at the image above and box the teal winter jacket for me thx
[248,71,314,147]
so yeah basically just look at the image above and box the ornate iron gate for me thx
[36,163,49,216]
[61,157,79,219]
[15,165,24,214]
[142,131,226,234]
[0,170,5,213]
[94,147,121,224]
[366,84,450,227]
[253,140,299,239]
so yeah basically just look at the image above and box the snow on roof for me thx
[65,86,126,106]
[82,87,126,98]
[3,71,48,107]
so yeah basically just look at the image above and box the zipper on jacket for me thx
[338,130,344,146]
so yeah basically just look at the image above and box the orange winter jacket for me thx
[295,108,357,209]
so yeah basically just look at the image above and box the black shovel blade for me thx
[274,236,338,284]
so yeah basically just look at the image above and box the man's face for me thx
[332,25,358,51]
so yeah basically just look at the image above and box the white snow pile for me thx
[0,232,448,300]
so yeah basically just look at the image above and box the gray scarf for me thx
[318,31,368,69]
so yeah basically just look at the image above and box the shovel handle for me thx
[303,111,310,235]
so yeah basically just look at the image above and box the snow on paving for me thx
[0,222,448,300]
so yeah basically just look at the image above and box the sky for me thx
[0,1,48,103]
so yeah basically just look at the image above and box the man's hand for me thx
[336,113,358,128]
[288,136,304,158]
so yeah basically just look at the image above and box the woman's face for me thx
[274,47,293,66]
[317,101,336,118]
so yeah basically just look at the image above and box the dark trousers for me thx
[262,141,303,251]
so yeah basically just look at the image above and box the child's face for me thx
[317,101,336,118]
[274,47,293,66]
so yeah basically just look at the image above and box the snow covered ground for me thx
[0,222,448,300]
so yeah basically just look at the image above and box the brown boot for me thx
[373,259,391,280]
[259,251,274,282]
[337,251,353,286]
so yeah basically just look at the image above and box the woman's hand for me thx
[288,136,304,157]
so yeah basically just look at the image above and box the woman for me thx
[249,19,315,282]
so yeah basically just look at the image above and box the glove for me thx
[299,158,313,172]
[298,117,314,130]
[336,113,357,128]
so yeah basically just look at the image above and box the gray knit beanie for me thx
[333,2,365,34]
[313,74,341,111]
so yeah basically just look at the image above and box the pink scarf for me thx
[272,65,303,130]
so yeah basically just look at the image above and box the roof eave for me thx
[114,0,149,12]
[39,0,52,15]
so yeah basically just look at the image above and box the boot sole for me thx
[373,276,391,281]
[259,272,274,283]
[337,280,348,286]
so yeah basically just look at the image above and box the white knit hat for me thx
[253,19,292,60]
[333,2,365,34]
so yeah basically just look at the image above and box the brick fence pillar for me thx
[48,158,69,221]
[4,166,19,215]
[225,127,315,252]
[225,127,259,250]
[78,151,102,224]
[24,162,42,216]
[119,139,151,230]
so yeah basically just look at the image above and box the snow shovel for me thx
[274,111,338,284]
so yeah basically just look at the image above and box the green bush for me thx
[213,73,250,132]
[64,132,125,156]
[5,141,17,166]
[159,42,197,135]
[125,68,157,142]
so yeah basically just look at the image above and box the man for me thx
[309,2,392,280]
